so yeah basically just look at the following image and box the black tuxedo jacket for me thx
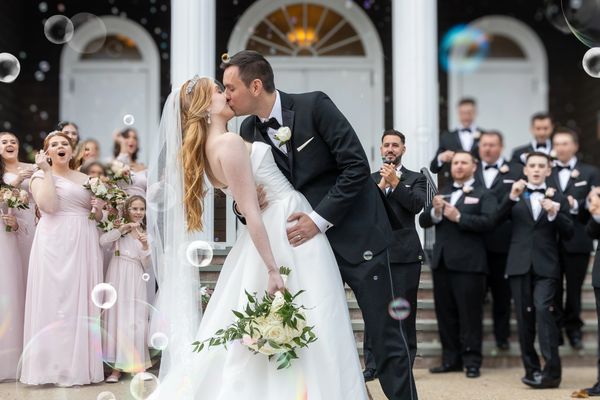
[239,91,395,265]
[510,143,536,165]
[473,161,524,253]
[497,191,574,278]
[547,161,600,254]
[429,128,481,175]
[419,186,496,273]
[371,167,426,264]
[585,218,600,288]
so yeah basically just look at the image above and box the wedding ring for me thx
[297,235,302,240]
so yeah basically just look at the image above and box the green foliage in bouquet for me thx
[192,267,317,370]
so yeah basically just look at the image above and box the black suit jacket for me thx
[371,167,426,264]
[548,161,600,254]
[510,143,536,165]
[429,128,481,176]
[585,218,600,288]
[473,161,524,253]
[419,186,496,273]
[239,91,395,265]
[497,191,574,278]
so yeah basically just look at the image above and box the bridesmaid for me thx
[80,160,107,179]
[0,156,25,382]
[101,195,152,383]
[0,131,37,280]
[56,121,80,147]
[20,131,104,386]
[113,128,147,197]
[74,139,100,170]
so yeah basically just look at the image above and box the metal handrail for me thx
[420,168,438,258]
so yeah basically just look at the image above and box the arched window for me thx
[246,3,365,56]
[487,34,526,59]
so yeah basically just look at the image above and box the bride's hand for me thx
[267,269,285,295]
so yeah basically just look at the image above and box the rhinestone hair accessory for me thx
[186,75,201,95]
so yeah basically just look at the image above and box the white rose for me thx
[263,324,287,343]
[274,127,292,146]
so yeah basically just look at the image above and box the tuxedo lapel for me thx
[523,195,535,220]
[281,106,295,182]
[550,169,562,192]
[450,130,463,151]
[475,164,485,187]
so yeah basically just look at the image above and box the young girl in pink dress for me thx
[101,195,152,383]
[20,131,105,386]
[1,132,37,281]
[0,156,25,381]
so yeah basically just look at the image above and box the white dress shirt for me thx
[481,158,504,189]
[458,124,477,152]
[385,164,403,195]
[262,90,333,232]
[556,157,577,192]
[431,178,475,223]
[510,183,558,222]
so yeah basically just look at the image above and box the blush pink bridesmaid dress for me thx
[19,171,104,386]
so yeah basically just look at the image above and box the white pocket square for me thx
[574,180,588,187]
[404,184,411,188]
[503,179,515,184]
[464,196,480,204]
[296,137,315,152]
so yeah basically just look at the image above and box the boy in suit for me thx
[497,152,574,389]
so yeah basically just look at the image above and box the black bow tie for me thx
[526,187,545,194]
[484,164,499,170]
[256,117,281,134]
[556,165,572,172]
[535,143,547,150]
[459,128,471,133]
[452,184,464,190]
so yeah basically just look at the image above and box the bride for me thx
[146,76,368,399]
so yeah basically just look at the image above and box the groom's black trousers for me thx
[336,249,418,400]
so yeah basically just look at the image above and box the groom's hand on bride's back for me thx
[286,213,319,247]
[233,185,269,218]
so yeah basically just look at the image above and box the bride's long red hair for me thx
[179,77,213,232]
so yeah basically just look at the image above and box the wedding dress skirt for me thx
[152,142,367,399]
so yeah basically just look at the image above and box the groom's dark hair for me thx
[221,50,276,93]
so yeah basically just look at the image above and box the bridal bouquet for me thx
[0,184,30,232]
[84,177,128,221]
[192,267,317,369]
[107,160,132,185]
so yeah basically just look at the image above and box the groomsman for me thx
[582,188,600,396]
[474,130,524,350]
[549,127,599,349]
[497,152,574,389]
[420,151,496,378]
[362,129,427,382]
[510,113,554,165]
[430,98,483,182]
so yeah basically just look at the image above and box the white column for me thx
[171,0,216,242]
[392,0,439,174]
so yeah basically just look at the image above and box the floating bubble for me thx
[69,13,107,54]
[3,122,11,130]
[34,71,45,82]
[91,283,118,309]
[97,392,116,400]
[185,241,214,267]
[39,61,50,72]
[39,111,49,120]
[130,372,160,400]
[583,47,600,78]
[57,3,66,13]
[29,104,38,112]
[146,182,177,212]
[18,51,26,59]
[38,2,48,12]
[123,114,135,126]
[150,332,169,351]
[388,297,411,320]
[111,7,119,15]
[562,0,600,47]
[0,53,21,83]
[363,250,373,261]
[439,24,490,73]
[544,0,571,34]
[150,6,157,14]
[142,273,150,282]
[43,15,74,44]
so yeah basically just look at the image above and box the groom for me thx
[222,50,416,400]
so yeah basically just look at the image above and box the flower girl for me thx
[101,195,152,382]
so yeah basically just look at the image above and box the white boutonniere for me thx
[499,164,510,174]
[395,170,402,179]
[550,149,557,159]
[545,187,556,198]
[463,186,473,194]
[472,130,481,140]
[274,126,292,148]
[571,169,580,179]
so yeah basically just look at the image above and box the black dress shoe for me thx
[568,331,584,350]
[429,364,463,373]
[585,382,600,396]
[465,367,480,378]
[363,368,377,382]
[521,373,561,389]
[496,340,510,351]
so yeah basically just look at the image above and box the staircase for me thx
[199,249,599,369]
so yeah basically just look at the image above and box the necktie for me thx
[526,188,545,194]
[484,164,498,170]
[256,117,281,135]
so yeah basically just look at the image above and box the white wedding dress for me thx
[151,141,367,399]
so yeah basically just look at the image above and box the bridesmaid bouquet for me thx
[107,160,132,185]
[0,185,30,232]
[192,267,317,369]
[84,178,128,220]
